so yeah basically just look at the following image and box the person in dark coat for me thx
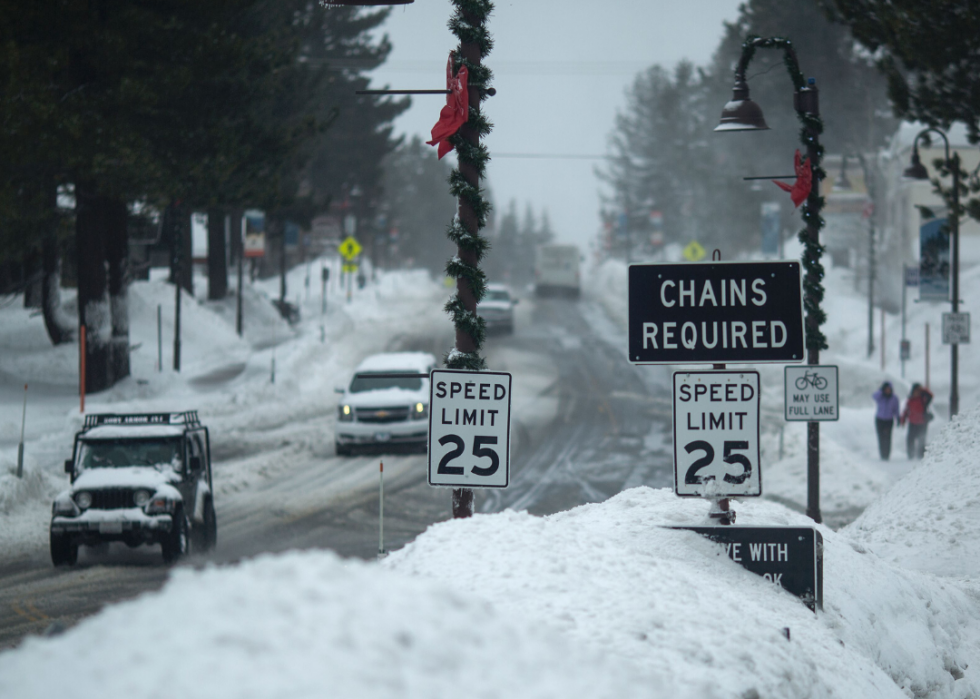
[901,383,934,460]
[872,381,901,460]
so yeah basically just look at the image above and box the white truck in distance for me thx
[535,244,580,298]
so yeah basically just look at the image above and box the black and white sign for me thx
[629,261,805,364]
[670,526,823,611]
[784,365,839,421]
[673,371,761,498]
[904,266,919,287]
[428,369,511,488]
[942,312,970,345]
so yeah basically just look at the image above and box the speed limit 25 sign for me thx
[428,369,512,488]
[672,371,761,498]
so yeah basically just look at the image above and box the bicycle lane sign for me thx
[784,366,839,421]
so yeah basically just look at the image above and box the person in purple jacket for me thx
[872,381,901,460]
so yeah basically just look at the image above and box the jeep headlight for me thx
[74,491,92,510]
[144,495,176,515]
[133,489,151,507]
[338,404,354,422]
[411,402,428,420]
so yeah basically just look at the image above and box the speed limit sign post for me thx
[428,369,512,488]
[672,371,761,498]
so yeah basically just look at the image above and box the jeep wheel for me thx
[161,508,189,564]
[50,531,77,567]
[192,499,217,554]
[335,441,352,457]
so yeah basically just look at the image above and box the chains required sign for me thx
[428,370,512,489]
[673,371,761,498]
[629,261,804,364]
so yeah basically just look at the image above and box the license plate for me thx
[99,522,123,534]
[374,432,392,442]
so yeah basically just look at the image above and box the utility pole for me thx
[858,153,875,359]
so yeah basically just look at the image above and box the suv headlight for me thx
[74,491,92,510]
[144,495,176,515]
[411,402,428,420]
[133,489,151,507]
[338,404,354,422]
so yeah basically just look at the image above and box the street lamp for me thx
[715,36,827,524]
[903,127,962,418]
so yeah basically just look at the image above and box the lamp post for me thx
[903,128,961,418]
[715,36,827,524]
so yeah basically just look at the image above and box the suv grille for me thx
[89,488,136,510]
[356,407,410,424]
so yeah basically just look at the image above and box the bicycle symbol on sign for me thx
[795,370,828,391]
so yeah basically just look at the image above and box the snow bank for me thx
[0,550,653,699]
[389,488,979,698]
[847,402,980,579]
[3,489,976,698]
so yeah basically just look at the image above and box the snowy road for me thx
[0,294,671,649]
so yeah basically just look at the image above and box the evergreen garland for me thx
[443,0,494,371]
[740,36,828,353]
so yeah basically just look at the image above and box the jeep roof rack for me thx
[82,411,201,431]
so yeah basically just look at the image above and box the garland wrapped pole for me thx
[443,0,494,518]
[718,37,827,523]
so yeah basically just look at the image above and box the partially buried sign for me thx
[428,369,511,489]
[673,371,761,498]
[669,526,823,611]
[784,365,839,421]
[629,261,804,364]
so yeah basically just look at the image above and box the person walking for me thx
[901,383,934,460]
[872,381,901,460]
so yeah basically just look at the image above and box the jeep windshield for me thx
[349,372,423,393]
[76,438,182,472]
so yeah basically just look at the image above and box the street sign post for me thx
[673,371,761,498]
[338,236,363,261]
[629,261,805,364]
[428,369,512,489]
[784,365,839,421]
[942,312,970,345]
[669,526,823,611]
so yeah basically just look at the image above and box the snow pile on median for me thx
[3,488,978,698]
[389,489,979,698]
[846,402,980,579]
[0,550,653,699]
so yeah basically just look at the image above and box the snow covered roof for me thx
[355,352,437,374]
[81,425,186,440]
[888,121,975,154]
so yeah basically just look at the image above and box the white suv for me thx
[335,352,437,455]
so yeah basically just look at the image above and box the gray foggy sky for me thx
[368,1,743,250]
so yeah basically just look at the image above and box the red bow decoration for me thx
[773,150,812,208]
[427,55,469,159]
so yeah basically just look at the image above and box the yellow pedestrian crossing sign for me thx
[683,240,706,262]
[342,263,358,274]
[338,236,362,260]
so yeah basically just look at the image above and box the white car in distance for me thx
[478,283,518,334]
[335,352,437,456]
